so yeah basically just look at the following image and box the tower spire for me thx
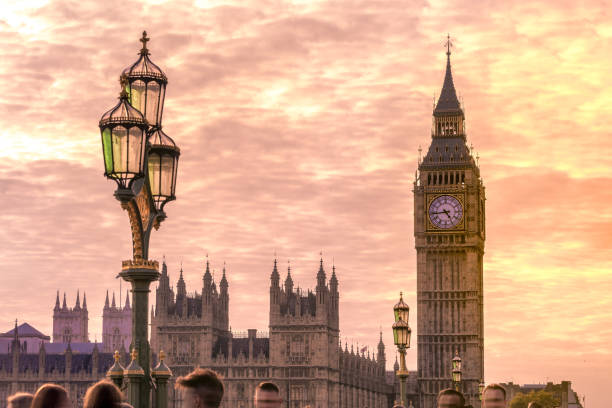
[434,34,462,116]
[82,292,87,310]
[75,290,81,309]
[54,290,60,310]
[111,292,116,308]
[62,292,67,310]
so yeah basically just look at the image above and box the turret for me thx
[284,264,293,294]
[124,292,131,310]
[75,290,81,310]
[104,290,110,310]
[177,268,186,298]
[82,292,87,310]
[111,292,117,309]
[54,291,60,311]
[62,292,67,310]
[377,331,386,367]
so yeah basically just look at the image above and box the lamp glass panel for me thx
[102,128,113,174]
[171,156,178,196]
[130,80,146,116]
[127,127,144,173]
[145,81,160,126]
[394,309,400,322]
[399,309,409,323]
[148,153,161,196]
[393,327,399,345]
[406,328,411,348]
[157,84,166,125]
[112,126,128,174]
[160,155,173,196]
[452,372,460,382]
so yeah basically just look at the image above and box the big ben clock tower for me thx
[414,38,485,408]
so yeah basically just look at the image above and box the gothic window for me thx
[63,327,71,343]
[444,173,448,184]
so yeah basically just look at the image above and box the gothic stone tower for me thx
[414,45,485,408]
[151,258,229,372]
[269,258,340,408]
[102,290,132,353]
[52,290,89,343]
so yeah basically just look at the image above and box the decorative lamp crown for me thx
[393,292,410,323]
[122,31,168,129]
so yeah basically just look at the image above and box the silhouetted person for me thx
[527,402,542,408]
[254,382,282,408]
[7,392,33,408]
[31,384,70,408]
[482,384,507,408]
[83,380,123,408]
[437,388,465,408]
[175,368,224,408]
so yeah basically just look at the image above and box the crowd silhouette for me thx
[6,367,534,408]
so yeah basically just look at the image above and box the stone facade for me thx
[102,291,132,353]
[52,291,88,344]
[151,258,394,408]
[413,48,485,408]
[0,326,117,408]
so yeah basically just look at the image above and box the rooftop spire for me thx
[434,34,462,116]
[62,293,67,310]
[75,290,81,309]
[220,262,228,292]
[54,290,60,310]
[111,292,116,308]
[104,290,110,309]
[82,292,87,310]
[124,291,131,309]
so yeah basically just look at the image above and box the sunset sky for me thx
[1,0,611,406]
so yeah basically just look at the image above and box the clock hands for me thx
[431,210,453,220]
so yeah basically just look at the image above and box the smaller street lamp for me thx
[479,380,485,401]
[392,292,412,407]
[452,351,462,391]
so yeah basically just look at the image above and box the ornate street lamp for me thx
[452,351,462,391]
[99,31,176,408]
[392,292,412,407]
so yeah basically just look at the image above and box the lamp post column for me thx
[397,345,409,407]
[120,261,160,408]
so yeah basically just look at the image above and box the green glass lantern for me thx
[392,319,411,348]
[99,76,148,192]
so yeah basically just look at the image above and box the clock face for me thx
[429,195,463,229]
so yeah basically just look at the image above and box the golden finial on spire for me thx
[131,348,138,361]
[114,350,120,362]
[445,33,453,56]
[159,350,166,362]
